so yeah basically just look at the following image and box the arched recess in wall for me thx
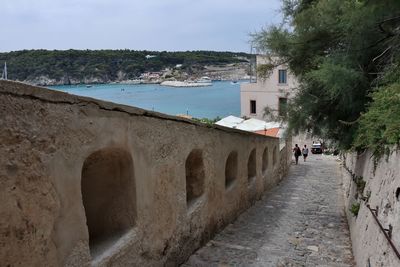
[185,149,205,207]
[262,146,268,175]
[248,148,256,183]
[273,146,277,166]
[81,147,136,256]
[225,151,238,189]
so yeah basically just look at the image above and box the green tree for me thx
[253,0,400,150]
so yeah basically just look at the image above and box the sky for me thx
[1,0,282,53]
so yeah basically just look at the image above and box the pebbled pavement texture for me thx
[183,154,355,267]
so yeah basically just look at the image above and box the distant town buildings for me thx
[139,72,163,80]
[1,62,7,80]
[240,55,298,120]
[145,55,157,59]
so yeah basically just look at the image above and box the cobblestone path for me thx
[183,154,354,267]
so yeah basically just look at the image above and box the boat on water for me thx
[230,69,239,84]
[196,76,212,85]
[86,85,93,88]
[160,80,212,88]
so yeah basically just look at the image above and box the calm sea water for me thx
[50,81,243,119]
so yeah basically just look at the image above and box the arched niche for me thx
[225,151,238,189]
[185,149,205,207]
[81,147,136,256]
[248,148,256,183]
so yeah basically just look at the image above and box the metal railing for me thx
[366,204,400,260]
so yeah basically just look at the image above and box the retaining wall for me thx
[342,150,400,267]
[0,80,291,267]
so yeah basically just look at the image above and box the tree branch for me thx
[373,46,392,62]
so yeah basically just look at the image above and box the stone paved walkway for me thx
[183,154,354,267]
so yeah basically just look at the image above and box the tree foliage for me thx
[354,83,400,155]
[253,0,400,150]
[192,117,222,125]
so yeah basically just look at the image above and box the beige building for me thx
[241,55,298,120]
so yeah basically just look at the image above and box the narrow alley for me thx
[184,154,354,267]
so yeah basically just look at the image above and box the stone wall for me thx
[341,150,400,267]
[0,80,291,267]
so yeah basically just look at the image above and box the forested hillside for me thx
[0,50,250,85]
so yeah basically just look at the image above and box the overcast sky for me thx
[1,0,282,52]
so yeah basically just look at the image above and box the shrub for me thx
[355,176,366,195]
[350,203,361,217]
[353,83,400,156]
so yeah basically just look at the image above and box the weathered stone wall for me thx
[0,80,291,267]
[341,150,400,267]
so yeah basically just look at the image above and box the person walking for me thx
[302,144,309,162]
[293,144,301,164]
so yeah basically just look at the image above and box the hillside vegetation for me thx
[0,50,250,84]
[254,0,400,153]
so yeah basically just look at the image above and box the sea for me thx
[50,81,244,119]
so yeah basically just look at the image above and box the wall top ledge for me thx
[0,80,278,139]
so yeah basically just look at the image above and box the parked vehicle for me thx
[311,143,323,154]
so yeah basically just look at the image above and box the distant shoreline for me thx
[1,49,253,87]
[44,78,249,87]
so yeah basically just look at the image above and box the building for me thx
[215,116,282,138]
[240,55,298,120]
[140,72,163,80]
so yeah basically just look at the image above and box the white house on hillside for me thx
[240,55,298,120]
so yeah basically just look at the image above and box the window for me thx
[250,100,256,114]
[278,69,287,84]
[278,98,288,117]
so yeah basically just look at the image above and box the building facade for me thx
[240,55,298,120]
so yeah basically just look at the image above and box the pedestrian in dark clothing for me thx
[293,144,301,164]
